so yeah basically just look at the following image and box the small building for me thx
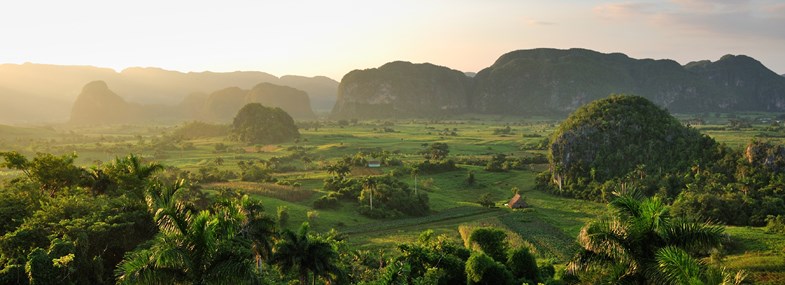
[507,193,528,209]
[368,160,381,168]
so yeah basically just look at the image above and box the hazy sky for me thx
[1,0,783,80]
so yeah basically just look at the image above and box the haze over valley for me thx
[3,1,785,284]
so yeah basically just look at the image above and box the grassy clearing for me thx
[204,181,315,202]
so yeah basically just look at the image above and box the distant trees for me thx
[231,103,299,144]
[420,142,450,160]
[172,121,229,140]
[357,175,430,218]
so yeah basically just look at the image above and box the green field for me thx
[2,115,784,283]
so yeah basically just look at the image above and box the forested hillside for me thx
[332,48,785,119]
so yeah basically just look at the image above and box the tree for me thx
[566,192,736,284]
[116,184,260,285]
[362,177,378,211]
[420,143,449,161]
[231,103,299,144]
[272,222,339,285]
[326,161,352,180]
[0,152,83,197]
[411,167,420,196]
[467,228,508,262]
[277,206,290,229]
[477,193,494,208]
[506,247,538,284]
[104,154,163,197]
[466,171,476,186]
[390,230,470,285]
[465,252,514,285]
[215,195,277,268]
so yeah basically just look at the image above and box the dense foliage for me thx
[566,192,742,284]
[0,152,159,284]
[172,121,229,140]
[669,140,785,225]
[231,103,300,144]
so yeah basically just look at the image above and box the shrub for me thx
[313,193,341,210]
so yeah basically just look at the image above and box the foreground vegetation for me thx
[1,109,785,284]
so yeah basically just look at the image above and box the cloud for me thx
[526,19,557,26]
[593,0,785,40]
[593,2,655,19]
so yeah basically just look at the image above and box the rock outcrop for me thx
[331,61,472,119]
[69,81,137,124]
[547,95,717,196]
[331,48,785,119]
[246,83,316,120]
[202,87,248,122]
[685,55,785,111]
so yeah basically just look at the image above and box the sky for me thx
[1,0,783,80]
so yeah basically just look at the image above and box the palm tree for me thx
[411,167,420,196]
[217,195,277,269]
[82,166,111,196]
[362,177,377,211]
[107,154,164,197]
[113,154,164,181]
[272,222,339,285]
[326,161,351,179]
[654,246,746,285]
[116,183,260,285]
[566,192,733,284]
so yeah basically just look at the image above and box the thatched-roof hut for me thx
[507,193,528,209]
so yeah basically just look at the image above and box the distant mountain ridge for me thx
[0,63,337,123]
[332,48,785,118]
[69,81,317,125]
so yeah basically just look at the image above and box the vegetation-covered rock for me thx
[202,87,248,122]
[331,48,785,119]
[231,103,300,145]
[69,81,138,124]
[473,48,729,115]
[331,61,473,119]
[685,54,785,111]
[546,95,718,199]
[245,82,316,120]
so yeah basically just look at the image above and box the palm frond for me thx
[662,218,724,252]
[610,194,643,219]
[651,246,703,285]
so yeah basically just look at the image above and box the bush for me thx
[766,215,785,234]
[415,159,459,174]
[465,252,515,285]
[467,227,508,262]
[313,193,341,210]
[507,247,539,283]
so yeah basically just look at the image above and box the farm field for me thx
[2,113,785,283]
